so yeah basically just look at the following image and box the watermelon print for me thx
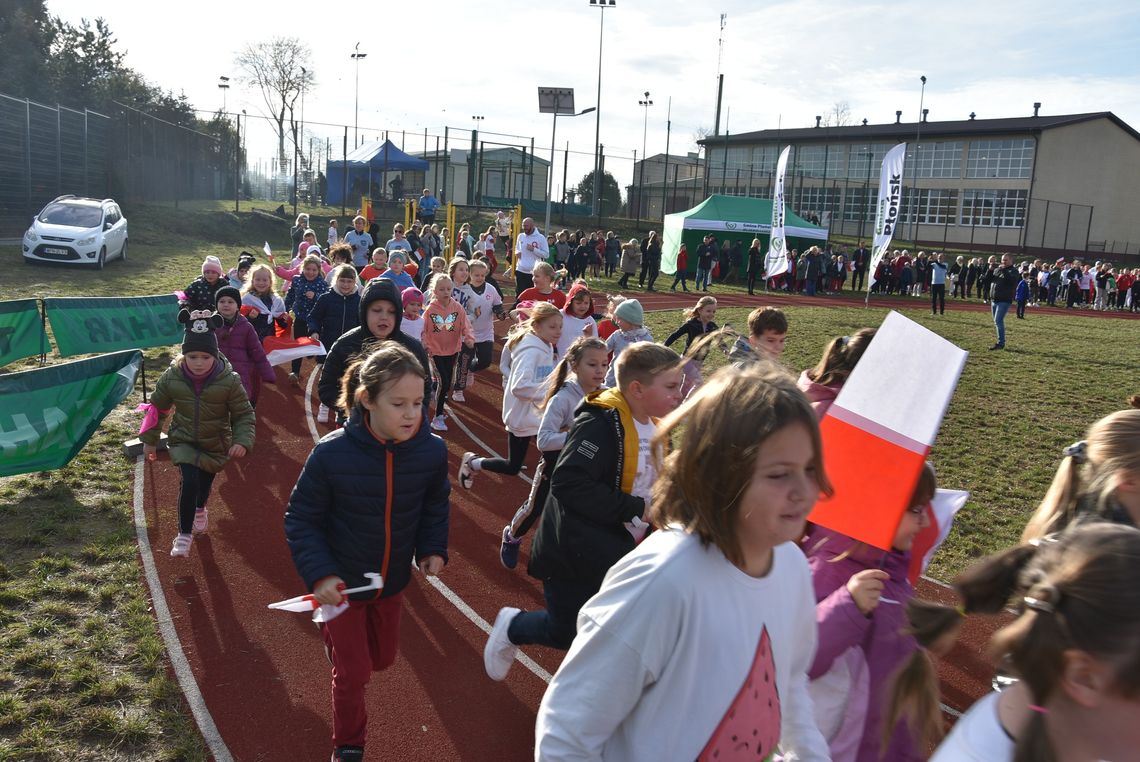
[698,626,781,761]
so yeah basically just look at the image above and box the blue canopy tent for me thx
[326,139,429,206]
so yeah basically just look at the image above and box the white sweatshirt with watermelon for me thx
[535,528,829,762]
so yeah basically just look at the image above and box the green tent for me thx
[661,195,828,275]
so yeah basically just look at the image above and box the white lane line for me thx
[132,458,235,762]
[304,366,321,443]
[303,376,549,683]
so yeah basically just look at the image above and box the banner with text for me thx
[0,350,141,477]
[866,143,908,294]
[764,146,792,278]
[0,299,49,367]
[44,295,181,357]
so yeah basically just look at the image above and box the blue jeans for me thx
[507,576,600,651]
[695,267,710,290]
[804,278,817,296]
[992,300,1011,345]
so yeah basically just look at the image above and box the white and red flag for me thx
[907,488,970,584]
[808,311,968,551]
[262,335,326,367]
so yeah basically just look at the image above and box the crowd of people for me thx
[137,207,1140,762]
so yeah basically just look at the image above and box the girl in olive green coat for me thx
[141,310,256,557]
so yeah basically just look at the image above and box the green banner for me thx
[44,295,182,357]
[0,299,49,367]
[0,350,141,477]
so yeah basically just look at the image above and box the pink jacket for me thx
[275,260,332,291]
[797,369,841,417]
[421,299,473,357]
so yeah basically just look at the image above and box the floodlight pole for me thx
[637,91,652,229]
[351,44,367,148]
[910,74,926,243]
[589,0,615,221]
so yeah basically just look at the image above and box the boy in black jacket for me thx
[482,343,684,681]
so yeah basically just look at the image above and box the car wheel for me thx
[119,239,128,262]
[97,247,106,271]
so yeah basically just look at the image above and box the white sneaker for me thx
[458,452,476,489]
[192,508,208,534]
[430,415,448,431]
[170,533,193,558]
[317,403,330,423]
[451,389,465,403]
[484,607,521,681]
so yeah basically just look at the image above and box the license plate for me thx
[44,247,67,255]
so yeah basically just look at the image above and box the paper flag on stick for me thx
[267,572,383,612]
[263,241,273,259]
[808,311,968,551]
[908,489,970,584]
[263,335,326,367]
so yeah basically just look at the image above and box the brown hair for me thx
[541,337,607,410]
[329,242,353,265]
[1023,408,1140,542]
[651,364,832,568]
[808,327,876,387]
[337,344,427,412]
[747,306,788,338]
[614,342,681,392]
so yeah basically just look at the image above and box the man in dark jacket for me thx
[989,253,1020,350]
[851,242,869,291]
[319,279,431,421]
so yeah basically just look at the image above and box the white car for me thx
[22,196,128,269]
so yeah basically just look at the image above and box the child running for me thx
[240,264,288,341]
[804,462,939,760]
[379,252,415,291]
[284,344,449,762]
[664,295,718,353]
[483,343,683,679]
[533,363,830,759]
[452,259,505,403]
[284,254,330,385]
[181,256,228,311]
[308,265,363,422]
[603,298,653,388]
[141,310,255,557]
[556,280,599,360]
[728,306,789,364]
[458,302,562,488]
[498,336,609,570]
[398,287,425,346]
[517,262,567,309]
[421,273,474,431]
[214,286,275,409]
[796,328,876,416]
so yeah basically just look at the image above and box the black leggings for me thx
[931,284,946,314]
[455,341,493,389]
[177,464,216,534]
[480,432,532,476]
[431,353,457,416]
[515,450,559,538]
[747,270,759,293]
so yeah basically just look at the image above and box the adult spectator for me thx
[929,252,948,315]
[640,231,662,292]
[495,211,513,264]
[851,241,869,291]
[417,189,439,225]
[803,247,821,296]
[513,217,548,295]
[386,223,413,253]
[344,215,374,269]
[695,235,717,292]
[290,213,310,256]
[989,253,1019,350]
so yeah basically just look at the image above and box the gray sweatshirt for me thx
[537,379,591,452]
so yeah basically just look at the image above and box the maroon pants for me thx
[320,593,404,748]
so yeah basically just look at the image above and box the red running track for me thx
[138,286,1018,762]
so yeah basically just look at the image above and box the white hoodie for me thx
[502,332,556,437]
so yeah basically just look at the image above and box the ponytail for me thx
[808,327,875,387]
[542,336,607,410]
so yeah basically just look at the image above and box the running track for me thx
[136,286,1055,761]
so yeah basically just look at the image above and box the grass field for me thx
[1,200,1137,758]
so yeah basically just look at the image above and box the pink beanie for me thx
[401,287,424,307]
[201,256,224,276]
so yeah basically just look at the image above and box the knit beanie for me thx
[401,287,424,308]
[613,298,644,326]
[202,256,224,276]
[178,309,221,357]
[214,286,242,309]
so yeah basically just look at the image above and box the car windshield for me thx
[38,203,103,228]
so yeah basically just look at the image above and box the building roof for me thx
[410,146,550,167]
[699,111,1140,146]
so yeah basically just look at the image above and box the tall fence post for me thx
[25,99,33,223]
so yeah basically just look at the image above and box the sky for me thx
[46,0,1140,198]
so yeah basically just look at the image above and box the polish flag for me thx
[262,335,326,366]
[808,311,968,551]
[908,488,970,584]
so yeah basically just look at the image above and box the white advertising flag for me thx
[865,143,908,295]
[764,146,792,278]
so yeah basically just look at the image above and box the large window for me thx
[795,145,845,178]
[960,189,1028,226]
[967,139,1034,178]
[911,141,963,178]
[899,188,960,225]
[846,143,894,179]
[798,186,840,217]
[842,186,874,223]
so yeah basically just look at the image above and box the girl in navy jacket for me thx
[284,344,450,761]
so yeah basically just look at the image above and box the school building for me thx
[685,108,1140,258]
[408,146,550,208]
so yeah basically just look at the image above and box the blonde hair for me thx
[242,264,279,297]
[301,254,323,273]
[430,256,447,270]
[425,273,454,300]
[506,301,562,351]
[1023,408,1140,542]
[542,337,607,410]
[448,257,470,282]
[687,295,717,321]
[532,261,556,281]
[651,364,832,568]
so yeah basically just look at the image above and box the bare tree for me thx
[821,101,852,127]
[691,126,713,151]
[236,37,315,173]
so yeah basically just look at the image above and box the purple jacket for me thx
[804,524,922,762]
[797,370,841,418]
[216,315,275,397]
